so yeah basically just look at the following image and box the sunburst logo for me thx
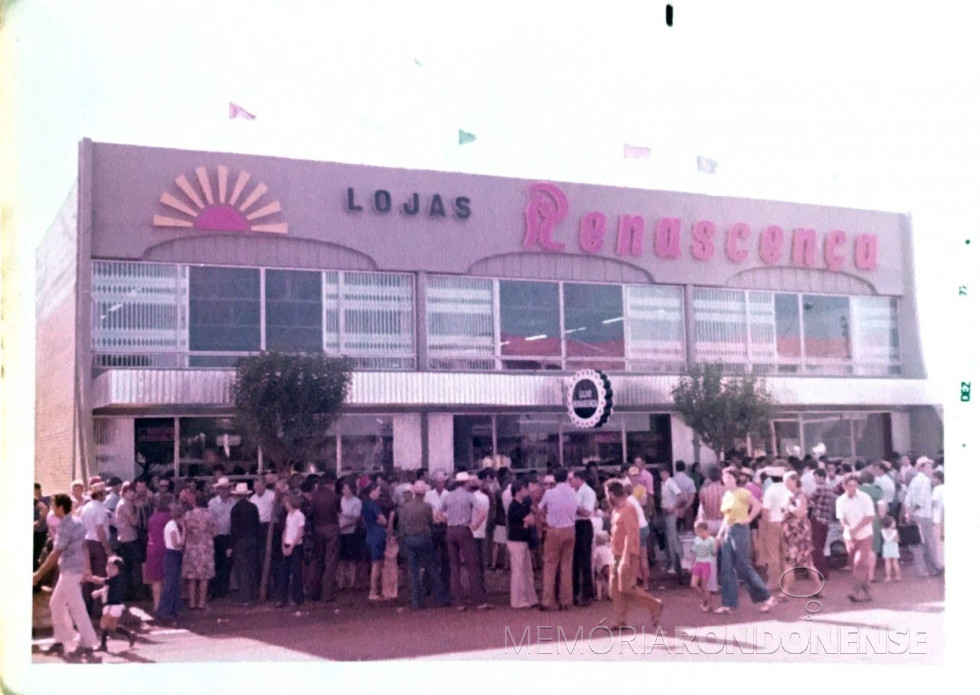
[152,166,287,234]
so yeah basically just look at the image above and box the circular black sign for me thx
[566,369,613,429]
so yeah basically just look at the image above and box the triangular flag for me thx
[623,144,651,159]
[229,102,256,120]
[459,129,476,145]
[697,155,718,174]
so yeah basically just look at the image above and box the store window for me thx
[188,266,260,364]
[177,417,257,477]
[564,283,625,370]
[134,417,175,476]
[496,414,562,470]
[851,297,900,375]
[453,415,494,470]
[624,414,673,465]
[623,285,686,371]
[330,272,415,369]
[324,415,394,475]
[774,293,802,361]
[563,414,626,468]
[499,280,562,370]
[265,269,322,352]
[693,288,748,367]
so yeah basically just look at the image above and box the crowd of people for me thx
[31,450,945,655]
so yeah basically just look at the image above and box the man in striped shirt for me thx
[808,469,837,578]
[443,472,491,611]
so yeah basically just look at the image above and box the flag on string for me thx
[697,155,718,174]
[229,102,256,120]
[623,144,651,159]
[459,129,476,145]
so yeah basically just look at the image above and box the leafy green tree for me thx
[233,351,353,471]
[670,363,776,462]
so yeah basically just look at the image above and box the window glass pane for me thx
[135,417,175,473]
[773,420,802,458]
[624,285,685,370]
[802,295,850,360]
[341,272,414,368]
[851,297,900,374]
[337,415,393,475]
[92,261,181,366]
[178,417,257,477]
[427,276,494,370]
[854,413,890,461]
[563,413,624,467]
[266,269,322,352]
[499,281,561,369]
[624,414,673,465]
[802,413,852,458]
[496,414,561,470]
[453,415,494,470]
[775,293,802,358]
[564,283,625,368]
[693,288,747,363]
[747,291,776,365]
[324,272,340,353]
[189,266,260,351]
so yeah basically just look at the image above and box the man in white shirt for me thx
[208,477,237,598]
[569,469,597,606]
[872,461,896,507]
[425,471,451,589]
[836,474,876,602]
[79,481,112,619]
[672,461,697,530]
[760,466,791,589]
[905,457,942,577]
[471,476,491,571]
[538,469,578,610]
[931,470,944,570]
[622,482,651,586]
[800,460,817,498]
[659,466,683,574]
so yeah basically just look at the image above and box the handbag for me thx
[897,523,922,546]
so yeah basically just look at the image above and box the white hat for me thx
[454,471,471,483]
[215,477,232,488]
[231,482,251,496]
[411,480,430,495]
[915,456,934,467]
[811,443,827,457]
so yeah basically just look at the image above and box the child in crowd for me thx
[881,516,902,582]
[89,556,137,651]
[690,521,716,612]
[591,531,613,601]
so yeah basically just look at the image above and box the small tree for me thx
[671,363,776,462]
[233,351,353,471]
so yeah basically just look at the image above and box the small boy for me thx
[591,532,614,601]
[690,521,716,612]
[89,556,137,650]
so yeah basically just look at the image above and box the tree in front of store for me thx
[233,351,353,471]
[670,363,776,462]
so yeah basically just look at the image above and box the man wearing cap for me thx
[398,480,450,609]
[79,479,112,619]
[442,472,491,610]
[208,477,236,599]
[538,468,578,611]
[33,494,100,657]
[760,465,791,589]
[230,482,261,606]
[569,469,596,607]
[905,457,942,577]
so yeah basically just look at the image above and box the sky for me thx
[1,0,976,690]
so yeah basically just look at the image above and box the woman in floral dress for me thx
[181,492,218,610]
[778,471,817,599]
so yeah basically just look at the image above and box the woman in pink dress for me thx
[145,494,173,611]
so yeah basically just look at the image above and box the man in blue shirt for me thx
[33,494,100,657]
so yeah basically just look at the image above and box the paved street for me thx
[30,566,943,664]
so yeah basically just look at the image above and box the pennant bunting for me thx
[459,129,476,145]
[229,102,256,120]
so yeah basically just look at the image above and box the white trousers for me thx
[51,571,99,649]
[507,541,538,608]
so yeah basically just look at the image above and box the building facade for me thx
[34,140,943,489]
